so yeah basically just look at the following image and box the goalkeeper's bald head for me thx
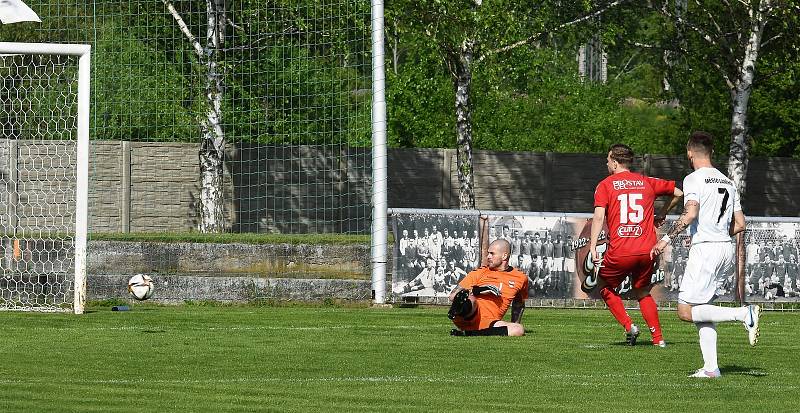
[490,239,511,254]
[487,239,511,270]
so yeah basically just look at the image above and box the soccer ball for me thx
[127,274,154,301]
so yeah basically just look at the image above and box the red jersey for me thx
[594,171,675,257]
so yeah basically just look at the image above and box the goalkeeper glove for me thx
[472,285,501,296]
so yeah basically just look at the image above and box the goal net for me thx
[0,42,89,313]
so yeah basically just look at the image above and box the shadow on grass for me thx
[608,340,658,346]
[719,365,768,377]
[609,339,697,347]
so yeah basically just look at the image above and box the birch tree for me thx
[391,0,630,209]
[659,0,800,197]
[163,0,226,232]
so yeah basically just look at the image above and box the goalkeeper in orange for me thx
[448,239,528,336]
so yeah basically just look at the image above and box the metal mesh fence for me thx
[0,1,374,299]
[0,0,373,235]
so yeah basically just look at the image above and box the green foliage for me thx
[385,1,693,156]
[643,0,800,158]
[1,0,372,145]
[222,44,372,146]
[0,0,797,158]
[476,48,685,154]
[386,0,800,158]
[749,56,800,158]
[215,0,373,146]
[387,42,687,154]
[386,47,453,148]
[93,23,197,142]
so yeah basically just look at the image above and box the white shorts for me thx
[563,258,575,273]
[552,257,564,271]
[678,242,734,305]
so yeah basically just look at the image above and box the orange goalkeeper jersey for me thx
[456,266,529,330]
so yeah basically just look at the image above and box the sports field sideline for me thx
[0,304,797,412]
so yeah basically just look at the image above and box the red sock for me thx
[638,295,663,343]
[600,287,632,331]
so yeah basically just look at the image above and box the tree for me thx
[162,0,226,233]
[390,0,630,209]
[657,0,800,197]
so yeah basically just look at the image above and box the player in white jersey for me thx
[650,131,761,379]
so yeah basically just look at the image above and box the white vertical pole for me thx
[370,0,388,304]
[73,46,91,314]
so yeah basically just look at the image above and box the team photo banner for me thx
[390,209,800,303]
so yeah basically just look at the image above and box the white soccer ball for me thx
[128,274,154,301]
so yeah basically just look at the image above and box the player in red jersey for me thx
[589,144,683,346]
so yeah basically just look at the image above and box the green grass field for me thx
[0,304,797,412]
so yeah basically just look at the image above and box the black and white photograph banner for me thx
[391,212,480,298]
[390,209,800,303]
[486,214,577,299]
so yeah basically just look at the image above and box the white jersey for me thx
[682,167,742,244]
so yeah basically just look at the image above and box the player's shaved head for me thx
[487,239,511,270]
[490,239,511,255]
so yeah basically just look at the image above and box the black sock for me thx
[464,326,509,336]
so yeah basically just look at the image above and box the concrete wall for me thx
[90,141,207,233]
[2,141,798,237]
[88,240,370,279]
[388,149,800,217]
[89,141,372,234]
[86,240,373,302]
[89,274,372,302]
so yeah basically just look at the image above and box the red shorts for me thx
[599,253,655,289]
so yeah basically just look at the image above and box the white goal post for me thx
[0,42,90,314]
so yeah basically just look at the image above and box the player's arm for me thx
[729,210,746,236]
[650,200,699,258]
[449,271,477,301]
[588,206,606,264]
[655,187,684,227]
[449,285,467,302]
[510,298,525,323]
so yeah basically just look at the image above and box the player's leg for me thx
[491,320,524,336]
[597,255,636,341]
[452,310,522,337]
[450,296,480,335]
[633,285,664,346]
[679,246,722,376]
[448,289,476,320]
[681,301,761,347]
[598,284,632,331]
[679,243,761,346]
[681,244,759,377]
[690,321,721,378]
[679,304,722,377]
[632,256,664,346]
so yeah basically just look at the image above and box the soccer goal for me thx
[0,42,90,314]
